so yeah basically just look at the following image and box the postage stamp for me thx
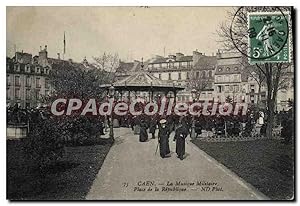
[248,12,290,64]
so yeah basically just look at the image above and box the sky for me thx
[7,6,230,63]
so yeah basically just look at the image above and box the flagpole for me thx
[63,31,66,60]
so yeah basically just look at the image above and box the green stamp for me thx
[248,12,290,64]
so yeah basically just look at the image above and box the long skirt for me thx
[159,138,170,157]
[139,128,148,142]
[176,137,185,158]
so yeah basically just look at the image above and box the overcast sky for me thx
[7,6,230,63]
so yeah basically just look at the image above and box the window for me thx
[35,89,40,100]
[7,88,10,100]
[187,62,191,68]
[196,71,200,78]
[186,72,190,79]
[233,74,238,82]
[15,88,20,100]
[202,71,206,78]
[15,65,20,72]
[30,66,35,73]
[234,85,239,92]
[226,67,230,71]
[218,67,222,72]
[7,75,11,86]
[168,73,172,80]
[45,78,50,89]
[224,76,229,82]
[158,73,161,79]
[178,73,181,80]
[15,76,20,86]
[250,84,255,93]
[234,67,238,71]
[36,67,40,73]
[225,85,229,92]
[20,64,25,72]
[36,77,41,88]
[208,71,212,78]
[217,85,222,93]
[26,76,31,87]
[26,89,31,100]
[250,95,255,103]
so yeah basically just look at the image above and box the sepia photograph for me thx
[6,5,295,200]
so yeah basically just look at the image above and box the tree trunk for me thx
[266,99,275,138]
[257,83,262,108]
[265,63,274,139]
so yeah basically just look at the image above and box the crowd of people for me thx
[7,103,294,160]
[109,107,294,160]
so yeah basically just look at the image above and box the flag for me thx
[63,32,66,54]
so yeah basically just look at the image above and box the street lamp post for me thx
[109,84,115,142]
[191,89,197,139]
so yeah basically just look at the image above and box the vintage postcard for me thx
[6,6,295,200]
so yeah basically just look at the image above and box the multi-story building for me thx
[113,50,295,109]
[147,53,192,101]
[214,52,248,103]
[6,46,52,108]
[6,45,95,108]
[191,51,216,101]
[275,65,294,111]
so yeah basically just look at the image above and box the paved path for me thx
[87,128,268,200]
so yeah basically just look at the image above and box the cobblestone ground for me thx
[86,128,268,200]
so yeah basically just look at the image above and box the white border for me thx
[1,1,299,206]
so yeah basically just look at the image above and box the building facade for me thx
[104,50,295,110]
[6,47,52,108]
[214,52,248,103]
[6,45,95,109]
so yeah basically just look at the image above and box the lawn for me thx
[192,139,294,200]
[7,139,112,200]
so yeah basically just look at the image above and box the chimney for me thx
[40,46,42,51]
[38,45,48,66]
[175,53,184,60]
[193,50,203,66]
[216,49,222,59]
[57,53,60,60]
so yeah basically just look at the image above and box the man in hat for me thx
[158,119,170,158]
[139,118,148,142]
[149,116,157,139]
[174,117,189,160]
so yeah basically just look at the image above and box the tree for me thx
[188,63,214,101]
[93,52,119,82]
[217,6,293,138]
[188,75,210,101]
[49,61,111,100]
